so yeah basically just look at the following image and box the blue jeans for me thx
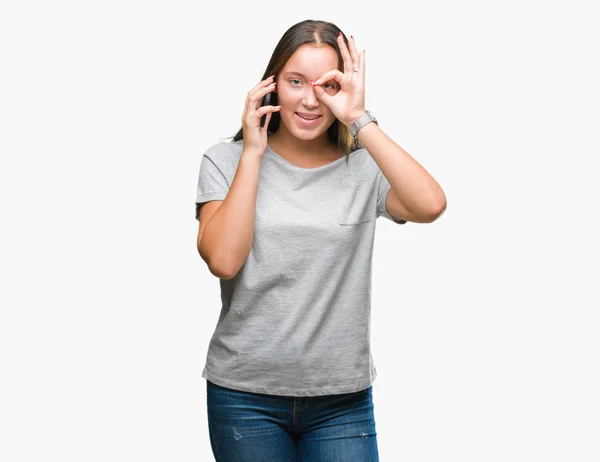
[206,380,379,461]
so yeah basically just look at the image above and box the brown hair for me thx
[230,19,363,163]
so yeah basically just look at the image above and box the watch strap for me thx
[349,110,378,139]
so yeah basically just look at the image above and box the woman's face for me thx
[275,44,341,141]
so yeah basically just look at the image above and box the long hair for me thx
[230,19,363,163]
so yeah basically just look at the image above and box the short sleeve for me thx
[376,169,407,224]
[195,154,229,221]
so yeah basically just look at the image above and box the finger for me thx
[262,110,271,130]
[256,74,276,90]
[359,49,365,82]
[254,105,281,126]
[311,83,330,104]
[249,79,275,107]
[251,82,277,111]
[313,69,344,87]
[261,105,280,130]
[244,75,276,114]
[337,32,353,74]
[347,35,360,71]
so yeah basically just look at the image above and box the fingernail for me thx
[350,35,354,40]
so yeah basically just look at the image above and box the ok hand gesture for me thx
[310,33,367,127]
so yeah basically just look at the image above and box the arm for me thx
[198,151,262,279]
[356,120,446,223]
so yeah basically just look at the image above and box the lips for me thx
[296,112,321,119]
[295,113,321,126]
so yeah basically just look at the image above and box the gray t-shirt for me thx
[195,138,406,397]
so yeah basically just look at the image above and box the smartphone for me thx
[260,92,272,128]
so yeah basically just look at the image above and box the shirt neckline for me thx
[265,143,351,171]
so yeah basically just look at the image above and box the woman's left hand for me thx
[311,33,367,127]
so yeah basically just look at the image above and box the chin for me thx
[292,130,325,140]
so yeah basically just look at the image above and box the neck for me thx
[268,131,333,155]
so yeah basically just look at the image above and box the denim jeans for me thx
[206,380,379,461]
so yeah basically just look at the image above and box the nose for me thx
[302,86,320,108]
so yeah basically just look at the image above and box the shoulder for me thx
[345,147,380,181]
[203,138,244,164]
[200,139,246,183]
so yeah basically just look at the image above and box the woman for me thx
[195,19,446,461]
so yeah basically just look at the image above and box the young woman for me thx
[195,19,446,461]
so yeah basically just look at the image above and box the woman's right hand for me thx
[241,75,280,156]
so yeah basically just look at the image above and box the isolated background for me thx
[1,0,599,460]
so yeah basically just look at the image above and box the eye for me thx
[289,79,337,90]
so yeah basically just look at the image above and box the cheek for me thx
[277,87,289,101]
[275,93,290,109]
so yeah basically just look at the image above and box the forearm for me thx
[200,151,262,279]
[357,121,446,218]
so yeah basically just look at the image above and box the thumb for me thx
[311,82,329,103]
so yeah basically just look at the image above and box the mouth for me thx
[295,112,322,125]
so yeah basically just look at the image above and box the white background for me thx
[1,1,599,460]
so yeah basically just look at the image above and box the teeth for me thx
[298,114,318,120]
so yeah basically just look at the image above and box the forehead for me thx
[281,44,339,77]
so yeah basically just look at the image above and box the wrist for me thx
[348,110,378,140]
[345,111,367,128]
[355,117,378,140]
[241,149,265,161]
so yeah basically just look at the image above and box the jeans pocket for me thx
[338,179,376,225]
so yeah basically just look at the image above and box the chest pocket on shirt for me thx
[338,179,377,225]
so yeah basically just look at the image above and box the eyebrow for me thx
[283,71,309,78]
